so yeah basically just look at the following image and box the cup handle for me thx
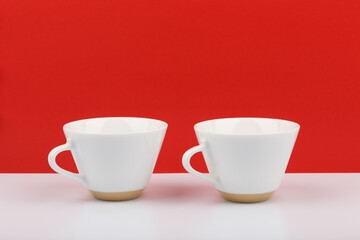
[48,138,85,185]
[182,140,219,187]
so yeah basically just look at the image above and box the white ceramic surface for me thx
[1,173,360,240]
[182,118,300,194]
[48,117,167,192]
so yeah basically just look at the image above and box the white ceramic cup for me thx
[48,117,167,201]
[182,118,299,203]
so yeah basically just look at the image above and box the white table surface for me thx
[0,173,359,240]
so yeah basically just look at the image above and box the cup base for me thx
[219,191,275,203]
[89,189,144,201]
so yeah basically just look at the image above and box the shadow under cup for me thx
[48,117,167,201]
[183,118,300,203]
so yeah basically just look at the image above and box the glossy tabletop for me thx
[0,173,359,239]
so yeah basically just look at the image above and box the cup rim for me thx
[194,117,300,136]
[63,117,168,135]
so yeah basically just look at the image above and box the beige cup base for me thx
[219,191,275,203]
[89,189,144,201]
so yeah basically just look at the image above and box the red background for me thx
[1,0,360,173]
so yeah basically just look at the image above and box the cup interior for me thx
[63,117,167,134]
[195,118,299,135]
